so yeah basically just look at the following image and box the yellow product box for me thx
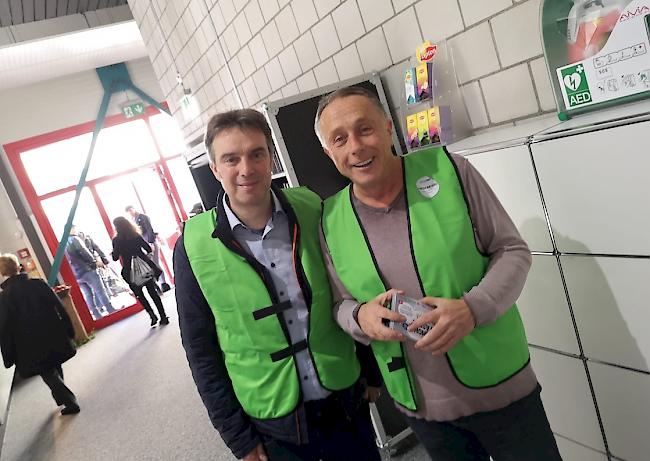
[416,110,430,146]
[406,114,419,148]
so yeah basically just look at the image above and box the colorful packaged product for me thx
[427,107,441,144]
[416,63,432,101]
[404,68,417,105]
[416,110,430,146]
[427,105,452,146]
[406,114,419,148]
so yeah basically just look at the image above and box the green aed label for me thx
[561,64,592,108]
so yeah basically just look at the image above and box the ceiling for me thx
[0,0,128,26]
[0,20,148,91]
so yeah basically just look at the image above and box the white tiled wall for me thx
[451,114,650,460]
[530,348,605,453]
[589,362,650,461]
[465,145,551,252]
[555,435,609,461]
[562,256,650,373]
[518,255,579,355]
[126,0,555,143]
[531,121,650,255]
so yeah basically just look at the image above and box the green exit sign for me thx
[122,102,145,118]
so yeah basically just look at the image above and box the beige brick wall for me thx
[127,0,557,143]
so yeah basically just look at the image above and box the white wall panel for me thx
[518,255,579,354]
[555,435,608,461]
[590,361,650,461]
[531,122,650,255]
[530,349,605,451]
[465,145,552,252]
[562,256,650,372]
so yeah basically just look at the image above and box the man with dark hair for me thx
[125,205,170,293]
[316,87,562,461]
[174,108,380,461]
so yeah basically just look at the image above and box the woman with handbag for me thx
[111,216,169,327]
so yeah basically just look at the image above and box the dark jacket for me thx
[174,188,380,459]
[135,213,156,244]
[112,235,162,286]
[0,274,76,378]
[81,233,109,264]
[65,235,97,278]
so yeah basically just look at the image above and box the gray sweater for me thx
[321,153,538,422]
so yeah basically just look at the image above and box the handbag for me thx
[129,256,155,287]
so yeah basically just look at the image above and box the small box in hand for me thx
[384,293,434,341]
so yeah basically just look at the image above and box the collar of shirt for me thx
[222,190,284,237]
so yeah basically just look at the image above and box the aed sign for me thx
[560,64,593,108]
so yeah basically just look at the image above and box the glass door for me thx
[5,106,202,332]
[41,188,137,323]
[95,167,179,284]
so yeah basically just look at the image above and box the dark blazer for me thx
[112,234,162,285]
[135,213,156,244]
[0,274,76,378]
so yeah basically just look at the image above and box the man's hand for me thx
[357,289,406,341]
[363,386,382,403]
[408,297,476,355]
[242,443,267,461]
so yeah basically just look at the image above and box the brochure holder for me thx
[400,40,471,153]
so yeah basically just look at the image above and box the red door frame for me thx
[3,103,187,333]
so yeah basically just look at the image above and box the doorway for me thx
[4,106,201,332]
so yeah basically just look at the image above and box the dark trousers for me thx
[40,365,77,407]
[264,396,381,461]
[132,279,166,320]
[406,385,562,461]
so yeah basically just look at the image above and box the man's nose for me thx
[346,134,363,157]
[240,157,255,175]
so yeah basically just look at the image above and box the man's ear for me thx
[210,162,222,182]
[322,146,332,159]
[386,118,393,135]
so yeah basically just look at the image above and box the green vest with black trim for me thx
[183,187,360,419]
[322,147,530,411]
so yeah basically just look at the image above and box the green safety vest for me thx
[184,187,360,419]
[322,147,530,411]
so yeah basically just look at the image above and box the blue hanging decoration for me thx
[47,63,171,285]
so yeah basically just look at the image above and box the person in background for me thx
[188,202,204,218]
[0,253,80,416]
[174,109,381,461]
[315,87,561,461]
[112,216,169,327]
[78,230,109,267]
[65,225,116,319]
[125,205,171,293]
[77,229,115,297]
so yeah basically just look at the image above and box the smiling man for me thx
[173,109,380,461]
[316,87,562,461]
